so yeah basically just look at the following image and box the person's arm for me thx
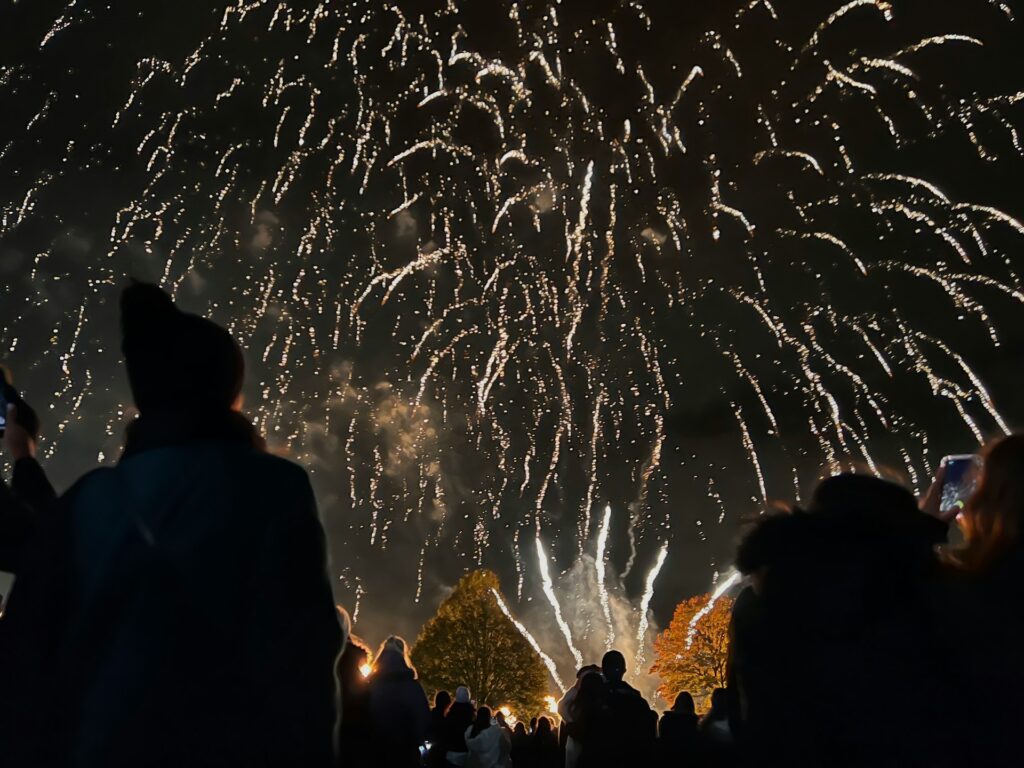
[0,405,47,572]
[11,457,56,511]
[0,480,35,573]
[249,465,342,767]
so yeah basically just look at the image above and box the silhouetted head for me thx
[576,664,600,681]
[513,722,527,737]
[494,710,507,727]
[577,671,607,709]
[536,716,552,736]
[708,688,728,716]
[373,635,417,678]
[961,435,1024,569]
[810,473,918,520]
[455,686,472,705]
[529,717,538,732]
[121,282,244,414]
[602,650,627,682]
[672,691,696,714]
[472,706,492,736]
[435,690,452,712]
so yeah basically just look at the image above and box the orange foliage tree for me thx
[650,593,734,710]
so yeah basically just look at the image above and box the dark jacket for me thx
[729,505,953,767]
[0,412,341,768]
[337,641,373,768]
[658,710,700,767]
[368,650,431,768]
[0,457,57,572]
[442,701,476,760]
[938,546,1024,766]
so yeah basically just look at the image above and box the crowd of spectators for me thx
[1,283,1021,766]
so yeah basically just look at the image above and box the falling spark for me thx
[1,0,1021,627]
[634,542,669,674]
[596,505,615,649]
[492,588,566,692]
[686,570,743,649]
[537,537,585,669]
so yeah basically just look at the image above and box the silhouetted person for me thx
[699,688,734,767]
[730,473,953,767]
[658,691,699,767]
[928,435,1024,765]
[336,606,373,768]
[494,708,512,740]
[368,636,431,768]
[601,650,656,765]
[559,664,600,768]
[0,379,55,573]
[442,686,476,766]
[568,670,611,768]
[530,715,560,768]
[0,282,341,768]
[464,706,510,768]
[427,690,453,767]
[510,722,529,766]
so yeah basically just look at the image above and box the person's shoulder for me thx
[64,466,118,501]
[242,451,314,491]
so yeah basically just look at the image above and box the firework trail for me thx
[596,505,615,649]
[492,588,566,692]
[537,537,585,669]
[1,0,1022,620]
[686,570,744,649]
[633,542,669,674]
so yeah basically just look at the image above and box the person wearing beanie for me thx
[443,686,476,767]
[0,282,341,768]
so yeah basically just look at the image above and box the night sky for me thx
[2,0,1024,686]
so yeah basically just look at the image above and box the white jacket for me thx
[464,723,511,768]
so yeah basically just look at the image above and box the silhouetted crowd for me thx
[1,283,1022,767]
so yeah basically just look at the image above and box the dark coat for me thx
[938,547,1024,766]
[442,701,476,760]
[337,641,373,768]
[729,505,954,768]
[0,457,56,572]
[0,412,341,768]
[658,710,699,767]
[368,651,431,768]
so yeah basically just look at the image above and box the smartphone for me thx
[940,455,981,516]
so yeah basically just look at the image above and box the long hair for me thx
[373,635,417,678]
[955,435,1024,570]
[470,706,492,738]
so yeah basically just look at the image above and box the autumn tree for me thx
[651,593,734,710]
[412,570,549,716]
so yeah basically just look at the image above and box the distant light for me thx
[544,695,558,716]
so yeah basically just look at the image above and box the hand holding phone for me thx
[0,369,38,461]
[938,455,981,517]
[921,454,981,522]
